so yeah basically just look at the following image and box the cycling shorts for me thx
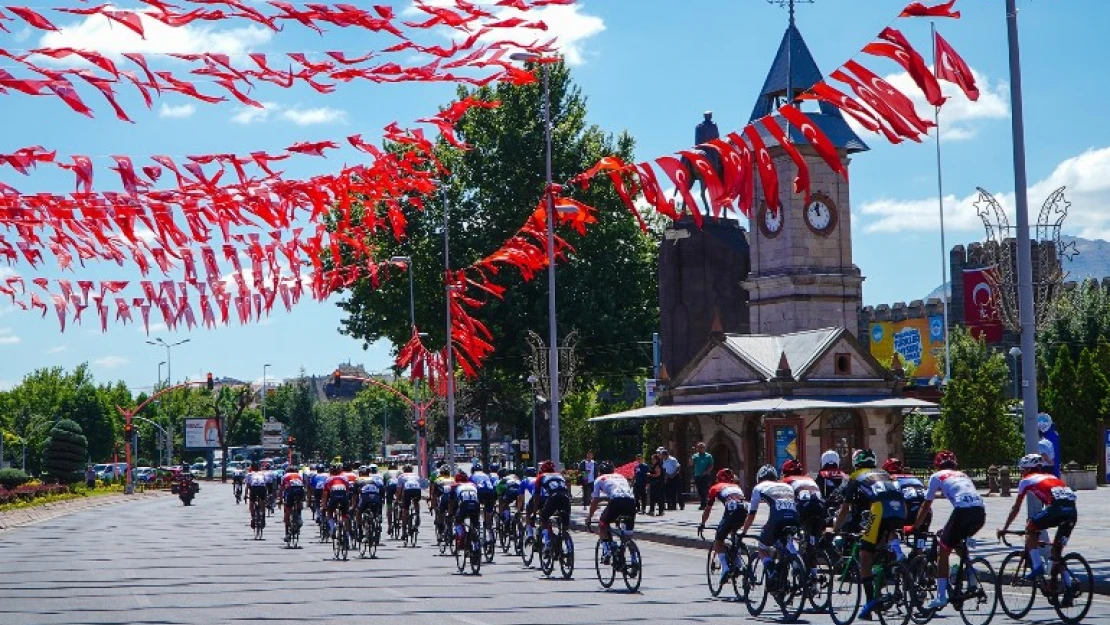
[385,485,396,501]
[358,497,382,515]
[501,487,520,503]
[248,484,268,502]
[938,505,985,551]
[312,487,323,503]
[759,510,801,548]
[478,489,496,514]
[455,500,480,526]
[282,484,305,506]
[1029,501,1077,544]
[797,498,826,542]
[599,497,637,531]
[715,502,747,542]
[538,493,571,527]
[860,499,907,552]
[438,493,451,513]
[403,489,422,507]
[359,491,382,507]
[326,491,349,513]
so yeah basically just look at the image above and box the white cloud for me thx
[46,345,68,354]
[280,107,347,126]
[94,355,129,369]
[861,146,1110,237]
[231,102,275,125]
[159,103,196,119]
[41,11,272,59]
[0,327,20,345]
[137,322,168,334]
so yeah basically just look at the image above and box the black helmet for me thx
[524,467,537,477]
[598,461,615,475]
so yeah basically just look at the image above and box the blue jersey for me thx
[311,473,328,490]
[521,477,536,496]
[470,471,495,492]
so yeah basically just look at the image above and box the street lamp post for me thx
[443,184,458,473]
[511,51,562,468]
[392,255,426,477]
[262,363,272,422]
[527,375,539,465]
[146,338,190,385]
[1008,346,1022,401]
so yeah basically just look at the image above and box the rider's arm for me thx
[912,500,933,531]
[998,490,1026,535]
[698,498,714,528]
[739,488,760,535]
[586,480,603,520]
[832,501,851,533]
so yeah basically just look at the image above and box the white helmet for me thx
[821,450,841,467]
[1018,454,1045,471]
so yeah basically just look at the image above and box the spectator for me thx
[578,451,596,509]
[85,465,96,489]
[691,442,714,509]
[633,454,650,512]
[662,449,683,510]
[648,453,665,516]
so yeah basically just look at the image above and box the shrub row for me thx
[0,483,69,505]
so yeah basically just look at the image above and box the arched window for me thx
[822,411,862,471]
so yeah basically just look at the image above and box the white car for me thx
[133,467,156,483]
[189,462,208,477]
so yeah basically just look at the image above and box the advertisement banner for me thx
[963,267,1004,343]
[773,424,800,472]
[869,315,946,379]
[184,418,221,449]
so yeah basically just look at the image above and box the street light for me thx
[1009,346,1022,401]
[511,51,565,469]
[527,374,539,465]
[262,363,272,422]
[146,338,190,385]
[157,361,166,389]
[391,254,426,477]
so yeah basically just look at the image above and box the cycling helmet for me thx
[250,462,260,471]
[933,450,958,470]
[285,466,297,473]
[716,468,735,483]
[329,464,342,474]
[1018,453,1045,472]
[402,465,413,473]
[315,464,326,472]
[471,462,483,473]
[497,468,509,478]
[781,459,804,477]
[756,464,778,483]
[539,460,555,473]
[598,461,614,475]
[369,464,379,474]
[882,458,905,475]
[438,466,450,477]
[852,449,878,470]
[358,467,369,476]
[454,471,469,483]
[524,467,537,478]
[820,450,841,468]
[488,463,500,474]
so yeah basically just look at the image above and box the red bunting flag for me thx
[778,104,848,181]
[742,125,780,212]
[934,31,980,101]
[866,27,945,107]
[759,116,811,204]
[655,155,703,227]
[900,1,960,18]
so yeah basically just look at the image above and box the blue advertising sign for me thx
[773,425,799,472]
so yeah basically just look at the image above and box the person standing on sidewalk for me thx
[691,443,714,510]
[578,451,596,509]
[662,449,683,510]
[633,454,649,512]
[85,465,96,490]
[648,452,665,516]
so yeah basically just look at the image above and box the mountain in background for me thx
[922,235,1110,302]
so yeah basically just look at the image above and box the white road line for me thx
[452,615,490,625]
[384,587,418,603]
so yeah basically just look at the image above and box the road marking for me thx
[452,615,490,625]
[384,587,418,603]
[124,569,152,608]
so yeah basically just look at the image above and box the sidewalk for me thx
[0,490,170,532]
[568,484,1110,595]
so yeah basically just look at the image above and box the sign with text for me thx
[184,418,221,449]
[963,268,1004,343]
[869,315,946,379]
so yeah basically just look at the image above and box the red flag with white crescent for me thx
[778,104,848,181]
[742,125,780,211]
[655,155,703,227]
[934,31,980,101]
[900,0,960,18]
[843,60,934,135]
[759,116,811,204]
[866,27,945,107]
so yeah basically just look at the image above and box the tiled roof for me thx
[722,327,844,381]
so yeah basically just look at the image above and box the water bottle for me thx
[949,564,959,586]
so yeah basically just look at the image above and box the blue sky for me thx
[2,0,1109,392]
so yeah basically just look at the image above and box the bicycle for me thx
[497,508,514,554]
[590,516,642,592]
[455,516,482,575]
[827,533,863,625]
[331,509,351,561]
[358,507,381,559]
[744,525,808,622]
[905,532,996,625]
[482,515,496,563]
[997,530,1092,625]
[250,498,266,540]
[401,499,420,547]
[284,501,303,549]
[233,481,243,504]
[539,515,574,579]
[519,515,539,568]
[699,526,752,601]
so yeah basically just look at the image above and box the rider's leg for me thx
[1024,520,1043,573]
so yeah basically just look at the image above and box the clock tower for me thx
[743,16,868,336]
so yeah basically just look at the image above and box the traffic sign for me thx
[520,438,530,453]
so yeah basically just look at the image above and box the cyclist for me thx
[470,463,497,534]
[280,466,306,542]
[431,466,454,538]
[697,468,748,584]
[496,469,522,527]
[741,464,800,569]
[310,464,328,521]
[396,464,423,532]
[884,457,928,540]
[356,466,384,530]
[450,471,481,550]
[782,459,825,578]
[834,449,908,621]
[264,465,279,511]
[909,450,985,611]
[245,463,269,528]
[997,453,1078,581]
[383,464,400,532]
[586,461,637,565]
[516,467,539,544]
[320,464,352,540]
[818,449,846,524]
[232,464,245,504]
[535,459,571,553]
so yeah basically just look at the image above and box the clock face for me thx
[805,194,838,235]
[761,202,783,238]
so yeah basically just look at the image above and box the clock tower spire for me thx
[743,12,868,336]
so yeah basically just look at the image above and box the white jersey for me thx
[785,476,821,501]
[245,472,268,487]
[470,471,495,491]
[926,469,984,509]
[750,481,797,513]
[384,470,400,486]
[398,472,421,491]
[591,474,634,500]
[454,482,479,502]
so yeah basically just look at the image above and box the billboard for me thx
[963,267,1004,343]
[869,315,946,379]
[184,418,221,449]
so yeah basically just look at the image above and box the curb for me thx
[0,491,170,532]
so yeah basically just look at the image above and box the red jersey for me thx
[281,473,304,489]
[1017,472,1077,506]
[324,475,350,494]
[707,482,746,505]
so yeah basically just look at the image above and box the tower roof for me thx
[749,22,869,153]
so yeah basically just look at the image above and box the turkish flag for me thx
[655,155,703,227]
[760,116,811,203]
[963,267,1003,343]
[900,1,960,18]
[778,105,848,181]
[866,28,945,107]
[843,60,933,135]
[934,31,980,101]
[743,125,780,212]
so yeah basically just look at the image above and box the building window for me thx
[834,353,852,375]
[822,411,862,470]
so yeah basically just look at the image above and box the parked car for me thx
[96,463,128,480]
[133,467,156,483]
[189,462,208,477]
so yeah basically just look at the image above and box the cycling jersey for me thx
[1018,472,1077,506]
[925,469,983,508]
[818,468,845,500]
[324,475,350,493]
[246,472,269,487]
[281,473,304,489]
[843,468,907,551]
[397,472,422,491]
[707,482,747,541]
[750,481,798,514]
[521,477,537,497]
[784,475,822,501]
[536,473,569,501]
[311,473,328,490]
[384,470,400,487]
[452,481,480,504]
[591,474,634,500]
[497,476,521,500]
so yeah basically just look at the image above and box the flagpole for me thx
[932,21,952,383]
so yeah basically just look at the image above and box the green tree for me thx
[1043,345,1079,461]
[41,419,87,483]
[935,327,1022,466]
[1046,346,1107,465]
[333,61,658,460]
[1041,279,1110,357]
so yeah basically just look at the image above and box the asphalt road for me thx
[2,483,1107,625]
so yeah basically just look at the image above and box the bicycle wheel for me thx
[706,548,725,597]
[560,532,575,579]
[731,545,751,602]
[745,554,769,617]
[540,536,555,576]
[772,555,806,623]
[996,550,1036,620]
[455,529,467,573]
[954,557,997,625]
[470,528,482,575]
[499,519,510,553]
[597,540,617,588]
[512,517,524,556]
[369,515,380,559]
[906,554,937,625]
[521,530,536,567]
[484,526,496,563]
[829,559,862,625]
[809,545,837,613]
[876,563,912,625]
[622,540,642,593]
[1051,553,1093,625]
[406,517,419,547]
[358,514,371,558]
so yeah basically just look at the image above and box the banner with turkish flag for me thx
[963,267,1003,343]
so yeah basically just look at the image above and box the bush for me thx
[0,468,31,490]
[42,419,88,483]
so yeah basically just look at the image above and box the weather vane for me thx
[767,0,815,25]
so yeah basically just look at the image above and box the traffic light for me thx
[206,372,214,390]
[287,436,296,447]
[124,423,134,439]
[416,417,426,437]
[333,370,341,387]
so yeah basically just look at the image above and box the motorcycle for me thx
[178,479,199,506]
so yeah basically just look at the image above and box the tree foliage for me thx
[42,419,87,483]
[1043,345,1107,464]
[935,327,1022,466]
